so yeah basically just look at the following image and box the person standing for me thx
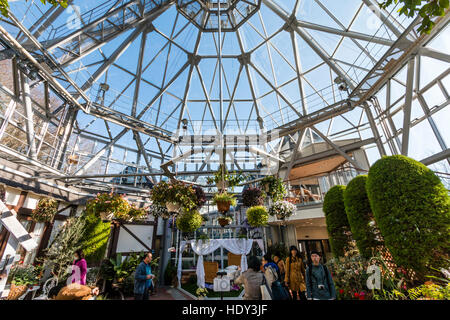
[235,256,264,300]
[71,249,87,285]
[273,252,286,285]
[134,252,155,300]
[305,251,336,300]
[284,246,307,300]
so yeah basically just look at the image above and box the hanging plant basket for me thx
[218,217,231,227]
[216,181,229,190]
[276,213,285,220]
[166,202,181,213]
[6,283,28,300]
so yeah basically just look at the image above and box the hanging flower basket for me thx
[276,213,285,220]
[212,192,236,213]
[31,198,58,223]
[216,181,229,190]
[217,201,231,213]
[268,200,295,220]
[166,202,181,213]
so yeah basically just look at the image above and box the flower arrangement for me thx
[31,198,58,223]
[268,200,296,220]
[176,210,203,233]
[212,192,237,213]
[246,206,269,227]
[148,203,171,219]
[196,287,208,298]
[242,187,265,207]
[260,176,286,202]
[206,164,245,190]
[85,193,131,221]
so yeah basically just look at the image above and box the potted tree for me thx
[246,206,269,227]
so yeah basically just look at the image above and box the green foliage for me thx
[176,210,203,233]
[212,192,237,207]
[127,205,148,221]
[0,0,68,17]
[31,198,58,223]
[41,216,86,279]
[164,260,177,285]
[379,0,449,34]
[99,252,147,283]
[267,243,289,260]
[260,176,286,201]
[366,155,450,276]
[323,185,353,258]
[343,175,382,259]
[246,205,269,227]
[80,211,111,265]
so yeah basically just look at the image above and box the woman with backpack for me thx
[284,246,307,300]
[261,254,289,300]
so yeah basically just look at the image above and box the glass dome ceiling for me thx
[0,0,448,192]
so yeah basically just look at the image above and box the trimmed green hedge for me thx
[366,155,450,275]
[343,175,380,259]
[323,185,353,258]
[80,211,111,265]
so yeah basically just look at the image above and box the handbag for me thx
[260,274,273,300]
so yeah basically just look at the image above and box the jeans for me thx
[134,287,150,300]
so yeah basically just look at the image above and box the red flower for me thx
[354,292,359,298]
[359,295,365,300]
[339,289,344,295]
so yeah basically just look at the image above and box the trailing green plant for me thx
[246,205,269,227]
[79,210,111,265]
[126,205,148,221]
[176,210,203,233]
[343,175,383,259]
[366,155,450,277]
[150,180,197,212]
[31,198,58,223]
[323,185,353,258]
[0,0,68,17]
[212,192,237,207]
[41,216,86,280]
[260,176,286,202]
[242,187,265,207]
[206,164,245,190]
[85,192,131,221]
[379,0,449,35]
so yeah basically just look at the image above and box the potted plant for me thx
[7,263,41,300]
[268,200,296,220]
[125,205,148,222]
[197,233,210,243]
[31,198,58,223]
[176,210,203,233]
[212,192,237,213]
[196,287,208,300]
[151,180,197,213]
[206,164,245,191]
[218,213,233,227]
[246,206,269,227]
[260,176,286,202]
[242,187,265,207]
[192,185,206,210]
[85,193,131,221]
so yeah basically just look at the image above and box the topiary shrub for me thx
[246,206,269,227]
[344,175,382,259]
[366,155,450,276]
[80,211,111,265]
[323,185,353,258]
[176,210,203,233]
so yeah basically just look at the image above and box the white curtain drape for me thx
[177,238,267,288]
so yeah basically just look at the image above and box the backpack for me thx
[267,266,290,300]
